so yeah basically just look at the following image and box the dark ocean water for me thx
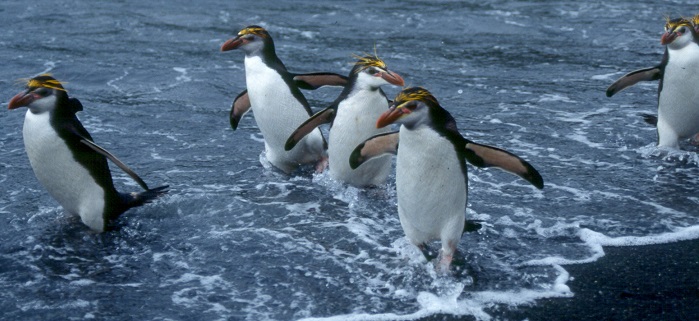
[1,1,698,320]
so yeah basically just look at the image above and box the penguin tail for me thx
[123,185,169,208]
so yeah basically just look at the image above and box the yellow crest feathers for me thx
[664,17,692,31]
[351,53,387,74]
[394,87,438,106]
[23,74,67,92]
[238,26,268,38]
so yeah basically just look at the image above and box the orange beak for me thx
[376,106,410,128]
[379,70,405,86]
[221,36,244,51]
[661,31,678,45]
[8,90,36,110]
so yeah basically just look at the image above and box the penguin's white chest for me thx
[395,126,467,246]
[244,56,324,171]
[328,91,392,186]
[22,111,106,231]
[658,44,699,145]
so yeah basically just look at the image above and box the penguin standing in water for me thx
[8,74,168,232]
[607,15,699,97]
[350,87,543,271]
[607,17,699,148]
[220,25,348,173]
[284,54,404,187]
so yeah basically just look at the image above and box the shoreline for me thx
[421,238,699,320]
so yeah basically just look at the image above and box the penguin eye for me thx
[404,101,419,111]
[245,35,255,41]
[33,87,51,97]
[367,68,379,75]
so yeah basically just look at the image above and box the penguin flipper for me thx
[230,90,251,130]
[349,131,399,169]
[463,141,544,189]
[293,73,348,90]
[69,98,83,113]
[606,67,661,97]
[285,107,335,151]
[79,138,151,191]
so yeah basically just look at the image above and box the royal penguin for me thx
[8,74,168,232]
[220,25,348,173]
[284,54,404,187]
[605,17,685,97]
[607,17,699,148]
[654,18,699,148]
[350,87,543,271]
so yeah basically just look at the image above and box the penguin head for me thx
[220,25,272,55]
[661,18,696,49]
[350,54,405,89]
[8,74,68,114]
[376,87,439,129]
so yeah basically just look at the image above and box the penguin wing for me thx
[69,98,84,113]
[349,131,399,169]
[285,107,335,151]
[293,73,349,90]
[606,66,661,97]
[230,90,251,130]
[463,141,544,189]
[78,138,151,191]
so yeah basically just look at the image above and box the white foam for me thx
[525,225,699,267]
[590,72,619,81]
[538,93,575,103]
[173,67,191,82]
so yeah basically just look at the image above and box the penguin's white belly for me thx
[395,126,466,247]
[658,46,699,146]
[23,111,106,231]
[244,56,324,172]
[328,92,392,186]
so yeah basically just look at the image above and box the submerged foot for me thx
[315,156,329,173]
[435,251,453,275]
[691,133,699,146]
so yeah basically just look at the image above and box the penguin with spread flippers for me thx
[221,25,348,173]
[654,18,699,148]
[8,74,168,232]
[350,87,543,272]
[285,53,404,187]
[607,18,699,148]
[604,17,687,97]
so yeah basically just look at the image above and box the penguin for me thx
[350,87,543,271]
[8,74,168,232]
[605,17,683,97]
[220,25,348,173]
[284,54,405,187]
[654,18,699,148]
[607,17,699,148]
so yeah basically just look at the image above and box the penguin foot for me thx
[435,251,453,275]
[124,185,169,208]
[463,219,483,233]
[315,156,329,173]
[691,133,699,146]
